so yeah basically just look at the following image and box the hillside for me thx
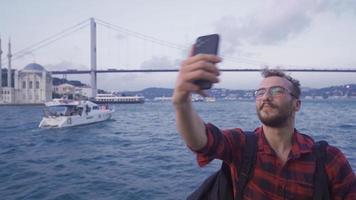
[122,84,356,100]
[52,77,86,87]
[52,77,356,100]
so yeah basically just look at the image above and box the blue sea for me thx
[0,100,355,200]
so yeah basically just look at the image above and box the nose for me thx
[260,90,273,100]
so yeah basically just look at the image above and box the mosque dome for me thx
[23,63,46,71]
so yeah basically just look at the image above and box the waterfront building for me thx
[0,35,52,104]
[0,38,48,104]
[0,63,53,104]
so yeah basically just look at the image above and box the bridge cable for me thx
[95,18,188,51]
[94,19,284,68]
[12,18,90,61]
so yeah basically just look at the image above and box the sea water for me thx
[0,100,355,200]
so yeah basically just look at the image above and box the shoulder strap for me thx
[313,140,330,200]
[219,162,234,200]
[236,132,258,200]
[187,161,234,200]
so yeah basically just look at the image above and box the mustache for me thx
[259,102,277,110]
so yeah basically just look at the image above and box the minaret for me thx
[7,39,12,88]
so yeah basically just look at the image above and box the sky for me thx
[1,0,356,91]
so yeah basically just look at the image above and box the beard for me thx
[256,101,293,127]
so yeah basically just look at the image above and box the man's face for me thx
[255,76,300,127]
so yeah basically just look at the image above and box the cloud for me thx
[215,0,356,56]
[140,56,180,69]
[317,0,356,14]
[94,55,182,91]
[45,60,88,71]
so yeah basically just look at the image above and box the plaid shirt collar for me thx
[254,127,314,158]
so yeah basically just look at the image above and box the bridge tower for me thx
[90,18,97,98]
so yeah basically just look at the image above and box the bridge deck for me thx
[51,68,356,74]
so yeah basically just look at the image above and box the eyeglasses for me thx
[254,86,297,99]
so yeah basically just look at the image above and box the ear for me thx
[294,99,301,112]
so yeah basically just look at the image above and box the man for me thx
[172,52,356,199]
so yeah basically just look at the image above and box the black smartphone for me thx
[193,34,220,89]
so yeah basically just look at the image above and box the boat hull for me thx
[39,110,113,128]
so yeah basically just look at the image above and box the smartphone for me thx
[193,34,220,89]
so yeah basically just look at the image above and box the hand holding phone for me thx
[193,34,220,90]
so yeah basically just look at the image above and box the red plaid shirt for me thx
[193,123,356,200]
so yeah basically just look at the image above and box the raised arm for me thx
[172,52,221,151]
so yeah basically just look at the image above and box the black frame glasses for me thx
[254,86,297,99]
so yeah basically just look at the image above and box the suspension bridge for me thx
[5,17,356,98]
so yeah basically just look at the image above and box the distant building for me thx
[53,83,92,99]
[53,83,76,96]
[75,85,92,99]
[0,63,53,104]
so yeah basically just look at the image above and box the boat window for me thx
[44,105,77,116]
[85,105,91,113]
[93,106,99,110]
[44,106,67,116]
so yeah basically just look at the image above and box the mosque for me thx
[0,39,52,104]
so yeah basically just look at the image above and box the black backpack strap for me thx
[313,140,330,200]
[187,131,258,200]
[187,161,234,200]
[187,170,219,200]
[236,132,258,200]
[219,162,234,200]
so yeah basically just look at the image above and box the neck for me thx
[262,120,295,164]
[263,125,294,147]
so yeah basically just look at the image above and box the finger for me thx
[185,54,222,66]
[183,70,220,84]
[186,60,220,75]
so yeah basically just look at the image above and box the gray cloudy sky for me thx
[1,0,356,91]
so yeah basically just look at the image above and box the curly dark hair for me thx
[261,68,301,99]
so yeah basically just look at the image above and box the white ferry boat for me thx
[153,96,173,102]
[93,93,145,104]
[39,99,114,128]
[191,94,216,102]
[204,96,216,102]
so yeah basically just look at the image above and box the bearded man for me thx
[172,52,356,199]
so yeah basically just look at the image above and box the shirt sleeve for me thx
[325,146,356,200]
[191,123,245,167]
